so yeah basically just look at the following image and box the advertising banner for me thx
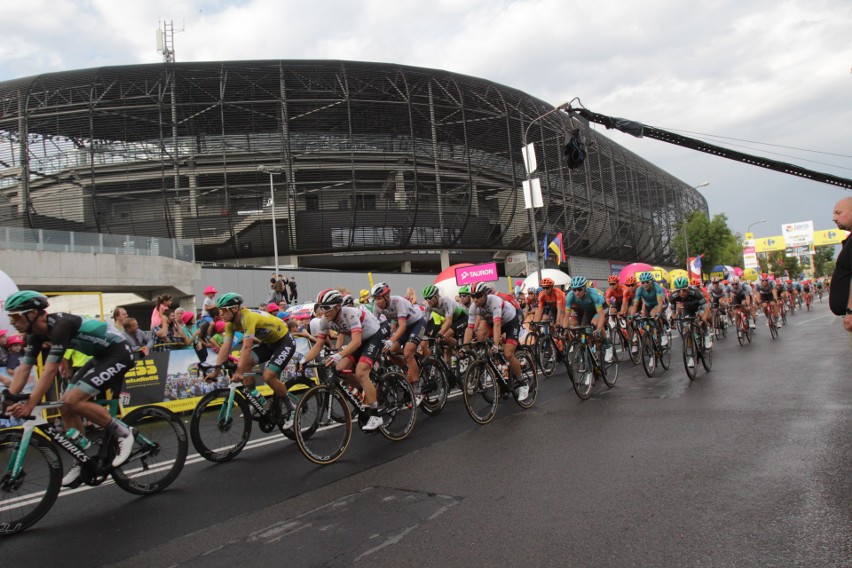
[813,229,849,246]
[781,220,814,247]
[754,236,786,253]
[455,262,499,285]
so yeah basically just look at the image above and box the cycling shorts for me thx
[252,333,296,374]
[570,308,596,326]
[69,343,134,398]
[397,317,427,346]
[346,331,385,368]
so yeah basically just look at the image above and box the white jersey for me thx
[467,294,517,325]
[316,305,381,339]
[373,295,424,324]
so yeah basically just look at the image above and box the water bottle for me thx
[250,388,267,407]
[499,363,509,381]
[65,428,91,451]
[450,355,458,368]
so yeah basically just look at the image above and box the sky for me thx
[2,0,851,242]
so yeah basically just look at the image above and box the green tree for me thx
[672,212,742,273]
[813,245,836,277]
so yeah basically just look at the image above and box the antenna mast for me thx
[156,20,181,63]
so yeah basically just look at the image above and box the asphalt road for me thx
[3,301,850,567]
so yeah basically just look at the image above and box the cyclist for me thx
[802,279,813,307]
[728,276,756,329]
[422,285,468,366]
[3,290,136,486]
[301,289,385,431]
[707,277,730,316]
[619,276,638,317]
[671,276,712,364]
[534,278,566,328]
[204,292,298,425]
[565,276,613,365]
[370,282,427,403]
[605,275,626,314]
[629,271,670,346]
[755,275,781,326]
[462,281,528,399]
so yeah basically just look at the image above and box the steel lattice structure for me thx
[0,60,707,268]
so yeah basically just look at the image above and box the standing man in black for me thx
[829,196,852,333]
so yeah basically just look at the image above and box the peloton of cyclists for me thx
[628,272,671,346]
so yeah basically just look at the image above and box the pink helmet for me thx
[5,335,24,347]
[204,286,218,295]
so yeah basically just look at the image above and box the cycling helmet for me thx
[729,275,740,284]
[690,278,702,286]
[422,285,440,300]
[316,288,344,305]
[608,275,619,284]
[341,294,355,307]
[471,282,492,295]
[673,276,689,289]
[711,277,720,284]
[625,276,637,286]
[638,272,654,283]
[458,285,471,296]
[540,277,554,288]
[359,289,370,303]
[760,273,769,280]
[215,293,243,309]
[569,276,588,290]
[370,282,391,298]
[4,290,49,313]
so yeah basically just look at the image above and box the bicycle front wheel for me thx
[0,430,62,537]
[659,329,672,370]
[190,388,252,462]
[294,385,352,465]
[419,357,449,417]
[463,359,499,424]
[682,334,697,381]
[377,372,417,441]
[112,406,188,495]
[601,345,618,388]
[538,336,558,377]
[700,334,713,372]
[514,350,538,409]
[641,333,656,377]
[571,346,594,400]
[628,328,641,365]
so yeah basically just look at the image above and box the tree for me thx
[813,245,836,277]
[758,251,801,279]
[672,212,742,273]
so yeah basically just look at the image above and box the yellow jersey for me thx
[225,309,289,344]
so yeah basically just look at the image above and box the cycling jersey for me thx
[605,284,626,308]
[373,295,424,325]
[673,288,708,315]
[708,284,728,300]
[632,283,666,309]
[729,284,752,305]
[467,294,517,326]
[537,288,566,311]
[426,296,468,324]
[621,287,636,307]
[315,305,381,340]
[22,312,127,366]
[225,308,289,343]
[565,288,606,313]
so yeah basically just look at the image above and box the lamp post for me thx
[684,181,710,276]
[747,218,767,235]
[257,165,284,276]
[522,102,570,284]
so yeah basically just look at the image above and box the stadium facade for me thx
[0,60,707,272]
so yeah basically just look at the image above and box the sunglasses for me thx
[542,286,553,290]
[571,287,585,292]
[317,304,336,312]
[472,292,486,299]
[609,282,618,286]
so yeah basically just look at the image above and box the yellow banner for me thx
[813,229,849,246]
[754,235,785,253]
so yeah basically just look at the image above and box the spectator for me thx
[0,329,8,367]
[174,307,186,324]
[151,294,172,329]
[280,275,291,303]
[405,287,418,305]
[153,308,189,350]
[288,276,298,303]
[829,196,852,332]
[181,311,198,351]
[192,307,219,362]
[201,286,218,321]
[267,302,280,316]
[122,317,154,358]
[112,306,128,331]
[266,277,285,305]
[2,335,25,373]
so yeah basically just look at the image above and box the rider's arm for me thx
[338,330,362,358]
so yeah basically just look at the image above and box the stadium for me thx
[0,60,707,272]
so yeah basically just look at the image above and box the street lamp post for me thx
[684,181,710,276]
[747,218,767,235]
[522,103,570,284]
[257,165,285,276]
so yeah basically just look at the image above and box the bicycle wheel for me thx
[659,329,672,370]
[628,328,641,365]
[736,316,745,346]
[418,358,449,417]
[571,345,594,400]
[513,350,538,409]
[563,341,576,381]
[601,343,618,388]
[190,388,252,463]
[112,406,188,495]
[769,319,778,339]
[377,371,417,441]
[462,359,499,424]
[700,333,713,372]
[538,336,558,377]
[682,333,697,381]
[294,385,352,465]
[608,327,622,362]
[0,430,62,537]
[641,333,656,377]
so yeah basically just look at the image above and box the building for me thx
[0,60,707,272]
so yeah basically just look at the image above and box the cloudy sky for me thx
[2,0,851,241]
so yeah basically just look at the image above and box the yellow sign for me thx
[743,268,759,282]
[813,229,849,246]
[744,232,754,241]
[649,269,663,282]
[754,236,786,253]
[710,271,725,281]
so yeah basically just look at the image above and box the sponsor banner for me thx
[781,220,814,245]
[609,261,631,276]
[710,271,725,281]
[754,236,785,253]
[455,262,499,285]
[813,228,849,246]
[743,253,759,269]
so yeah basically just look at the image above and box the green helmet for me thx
[5,290,49,313]
[638,272,654,283]
[673,276,690,290]
[458,285,471,296]
[422,285,439,300]
[215,292,244,309]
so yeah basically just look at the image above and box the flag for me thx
[548,232,565,265]
[542,232,549,261]
[687,254,703,281]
